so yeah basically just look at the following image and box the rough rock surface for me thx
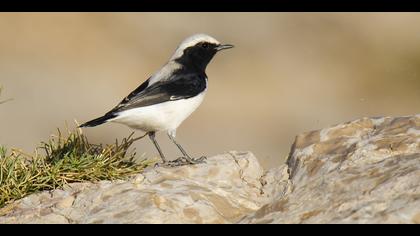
[240,115,420,223]
[0,115,419,224]
[0,151,290,224]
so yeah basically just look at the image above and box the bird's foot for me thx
[154,156,207,168]
[184,155,207,164]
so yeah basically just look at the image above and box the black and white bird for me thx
[79,33,233,167]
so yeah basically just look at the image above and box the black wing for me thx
[108,73,207,114]
[79,73,206,128]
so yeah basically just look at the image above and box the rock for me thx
[0,151,279,224]
[240,115,420,223]
[0,115,419,224]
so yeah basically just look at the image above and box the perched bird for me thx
[79,34,233,167]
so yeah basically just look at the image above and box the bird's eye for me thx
[201,43,209,48]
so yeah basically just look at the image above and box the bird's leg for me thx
[148,132,167,164]
[167,132,206,165]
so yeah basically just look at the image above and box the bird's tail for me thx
[79,113,116,128]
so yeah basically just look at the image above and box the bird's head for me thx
[170,34,234,72]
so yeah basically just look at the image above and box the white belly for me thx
[110,92,206,132]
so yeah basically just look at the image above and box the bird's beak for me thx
[216,44,234,51]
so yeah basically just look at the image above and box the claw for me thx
[154,156,207,168]
[192,156,207,163]
[183,155,206,165]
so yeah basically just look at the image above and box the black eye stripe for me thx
[201,42,209,48]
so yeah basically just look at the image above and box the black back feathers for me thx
[109,72,207,113]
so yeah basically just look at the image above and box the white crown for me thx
[170,34,221,60]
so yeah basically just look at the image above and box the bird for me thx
[79,33,233,167]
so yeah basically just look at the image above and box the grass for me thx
[0,127,153,209]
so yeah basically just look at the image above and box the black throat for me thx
[174,46,217,73]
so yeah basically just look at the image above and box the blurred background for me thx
[0,13,419,169]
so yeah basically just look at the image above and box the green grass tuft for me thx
[0,128,152,209]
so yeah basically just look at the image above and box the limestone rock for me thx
[1,115,419,224]
[240,115,420,223]
[0,151,279,224]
